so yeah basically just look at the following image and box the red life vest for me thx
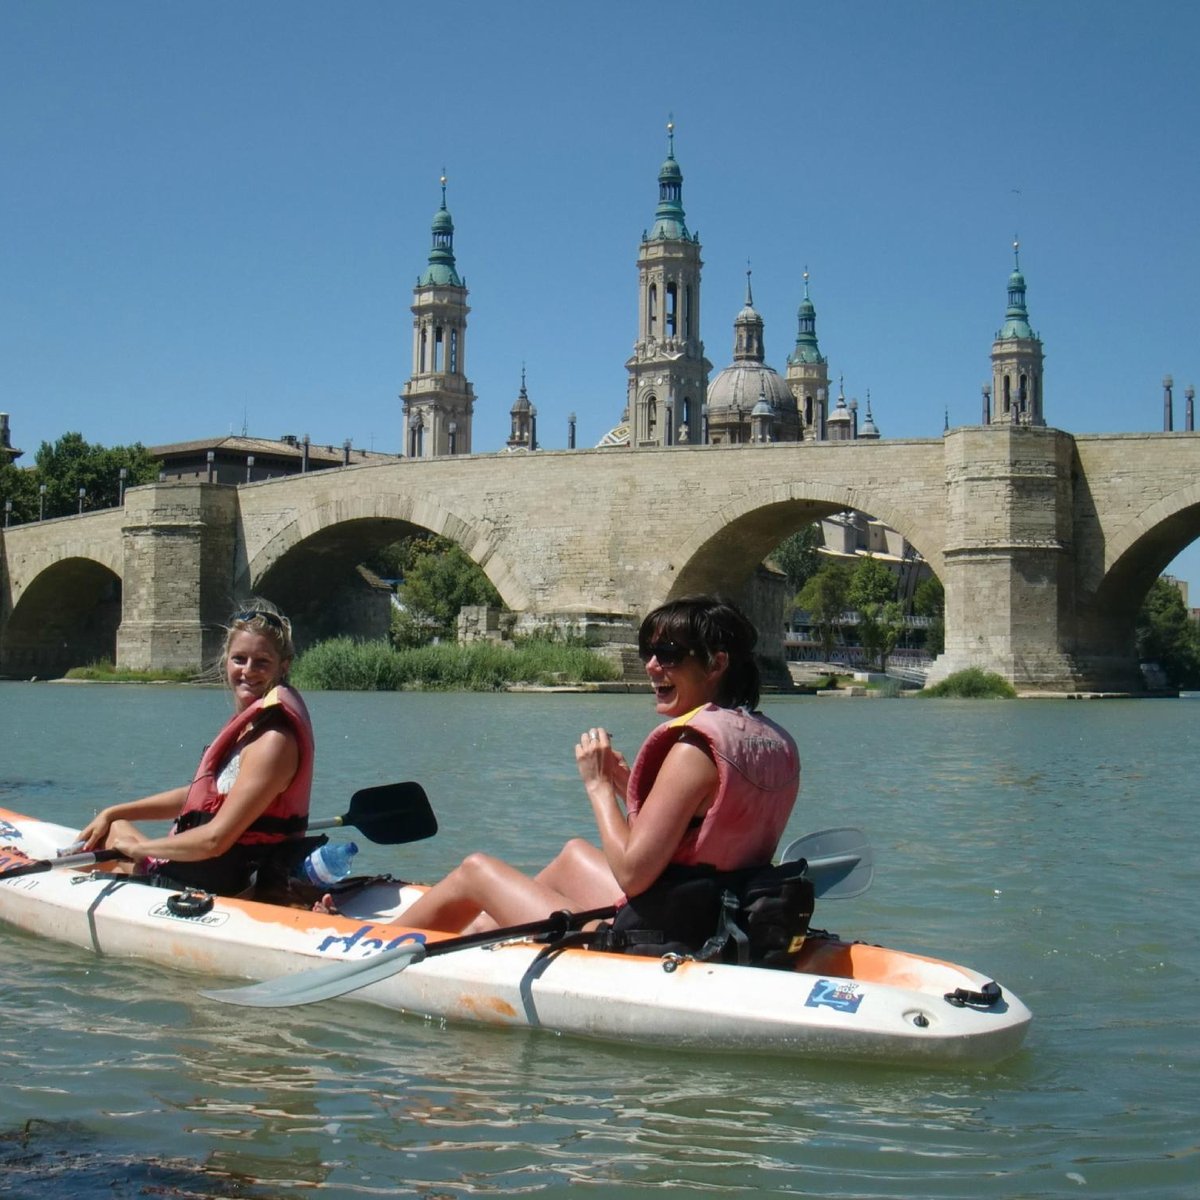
[625,704,800,872]
[172,685,314,846]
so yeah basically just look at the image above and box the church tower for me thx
[401,176,475,457]
[989,239,1044,426]
[786,269,829,439]
[506,367,535,451]
[624,123,710,447]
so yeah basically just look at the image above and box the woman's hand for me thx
[79,809,114,851]
[575,728,628,792]
[574,727,610,785]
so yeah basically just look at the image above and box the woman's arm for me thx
[108,727,300,863]
[577,730,716,896]
[80,786,191,850]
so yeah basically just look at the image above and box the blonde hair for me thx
[223,600,295,678]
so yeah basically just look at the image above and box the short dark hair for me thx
[638,595,761,710]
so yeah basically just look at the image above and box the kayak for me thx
[0,807,1031,1067]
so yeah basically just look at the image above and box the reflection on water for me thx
[0,684,1197,1197]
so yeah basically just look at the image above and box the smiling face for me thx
[225,630,290,712]
[641,633,729,718]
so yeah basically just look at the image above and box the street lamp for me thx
[448,420,457,456]
[118,466,128,506]
[38,483,46,521]
[982,383,992,425]
[246,454,255,483]
[77,486,86,515]
[4,499,11,528]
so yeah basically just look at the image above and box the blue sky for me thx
[3,2,1198,586]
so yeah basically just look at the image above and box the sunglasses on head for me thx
[638,641,693,667]
[236,610,284,631]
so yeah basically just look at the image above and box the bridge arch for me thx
[667,482,945,601]
[1083,481,1200,640]
[2,556,122,677]
[236,492,530,642]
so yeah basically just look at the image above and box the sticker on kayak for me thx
[149,901,230,928]
[805,978,865,1014]
[0,819,24,841]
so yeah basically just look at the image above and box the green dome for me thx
[996,243,1036,342]
[418,182,463,288]
[647,123,691,241]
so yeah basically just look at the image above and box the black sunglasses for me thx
[236,609,284,631]
[638,641,693,667]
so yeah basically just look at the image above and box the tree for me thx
[0,462,40,524]
[392,535,502,646]
[844,556,903,670]
[1136,577,1200,688]
[33,433,160,518]
[796,562,851,661]
[913,574,945,656]
[770,525,823,593]
[856,599,906,672]
[847,554,897,610]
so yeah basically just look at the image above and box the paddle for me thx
[780,826,873,900]
[306,781,437,846]
[53,780,439,860]
[201,904,618,1009]
[0,848,127,882]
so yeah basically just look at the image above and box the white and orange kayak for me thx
[0,807,1031,1067]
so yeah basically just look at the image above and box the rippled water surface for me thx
[1,683,1196,1197]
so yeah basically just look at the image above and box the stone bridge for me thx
[2,425,1198,692]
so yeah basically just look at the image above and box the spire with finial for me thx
[789,265,825,365]
[733,259,765,362]
[648,116,690,241]
[997,234,1033,340]
[419,169,462,287]
[859,389,881,439]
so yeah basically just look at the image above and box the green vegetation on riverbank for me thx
[64,661,196,684]
[291,637,621,692]
[920,667,1017,698]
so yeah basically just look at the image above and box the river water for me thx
[0,682,1196,1198]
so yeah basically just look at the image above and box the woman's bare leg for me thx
[398,844,623,934]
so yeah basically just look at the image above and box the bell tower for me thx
[989,238,1045,427]
[624,123,710,447]
[786,269,829,438]
[402,175,475,457]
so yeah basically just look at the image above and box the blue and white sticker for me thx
[0,819,23,841]
[805,977,865,1014]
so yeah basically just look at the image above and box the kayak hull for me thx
[0,809,1031,1066]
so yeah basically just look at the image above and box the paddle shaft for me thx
[202,903,619,1007]
[0,848,126,881]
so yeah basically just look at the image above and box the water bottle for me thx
[299,841,359,886]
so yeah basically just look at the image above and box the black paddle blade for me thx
[340,781,437,845]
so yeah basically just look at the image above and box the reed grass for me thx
[292,637,621,692]
[64,660,198,684]
[920,667,1017,698]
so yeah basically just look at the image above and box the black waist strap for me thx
[174,808,308,837]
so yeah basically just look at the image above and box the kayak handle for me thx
[944,981,1002,1008]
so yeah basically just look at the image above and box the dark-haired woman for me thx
[80,603,315,896]
[394,596,800,934]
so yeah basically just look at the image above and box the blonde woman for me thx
[81,604,315,896]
